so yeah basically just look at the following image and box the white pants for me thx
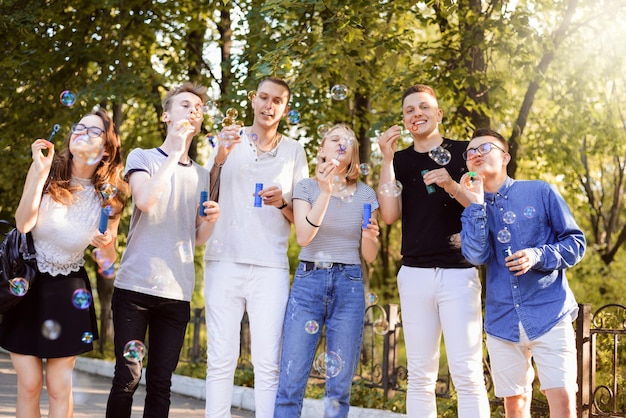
[204,261,290,418]
[398,266,490,418]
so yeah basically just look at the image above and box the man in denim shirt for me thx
[460,128,586,418]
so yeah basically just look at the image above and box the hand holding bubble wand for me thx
[98,183,118,232]
[93,183,117,279]
[208,107,245,202]
[93,184,118,272]
[421,144,452,195]
[460,171,485,205]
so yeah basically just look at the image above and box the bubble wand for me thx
[48,124,60,142]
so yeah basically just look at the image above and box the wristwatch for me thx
[277,199,288,210]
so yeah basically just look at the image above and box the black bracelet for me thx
[277,199,288,210]
[305,215,320,228]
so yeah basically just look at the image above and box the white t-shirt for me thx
[115,148,209,302]
[203,131,308,269]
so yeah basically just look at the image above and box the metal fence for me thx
[181,302,626,417]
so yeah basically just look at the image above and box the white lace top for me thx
[31,176,101,276]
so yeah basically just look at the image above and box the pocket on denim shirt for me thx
[515,214,547,248]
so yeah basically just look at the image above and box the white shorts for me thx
[486,318,577,398]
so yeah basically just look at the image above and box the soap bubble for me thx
[365,292,378,305]
[373,318,390,335]
[331,175,347,193]
[93,248,114,270]
[287,110,301,124]
[502,211,517,224]
[72,134,104,165]
[330,84,348,100]
[225,108,239,119]
[339,189,354,202]
[9,278,29,297]
[60,90,76,107]
[314,351,343,378]
[72,289,92,310]
[304,320,320,335]
[359,163,371,176]
[99,264,116,279]
[176,241,194,264]
[497,229,512,243]
[123,340,146,362]
[523,206,537,218]
[379,181,403,197]
[207,239,224,255]
[428,146,451,166]
[317,123,332,138]
[42,319,61,340]
[100,183,118,200]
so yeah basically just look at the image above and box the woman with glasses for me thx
[0,109,128,418]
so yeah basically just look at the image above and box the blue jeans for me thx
[274,262,365,418]
[105,288,190,418]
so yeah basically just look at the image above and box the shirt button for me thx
[513,285,518,289]
[515,304,519,308]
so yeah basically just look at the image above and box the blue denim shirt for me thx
[461,177,586,342]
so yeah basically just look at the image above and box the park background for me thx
[1,0,625,416]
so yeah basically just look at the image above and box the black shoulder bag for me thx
[0,220,37,314]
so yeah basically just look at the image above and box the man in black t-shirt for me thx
[377,84,490,418]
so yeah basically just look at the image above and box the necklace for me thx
[249,129,280,155]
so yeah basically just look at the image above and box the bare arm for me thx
[16,139,54,233]
[377,126,402,225]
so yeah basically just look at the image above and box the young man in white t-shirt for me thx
[203,77,308,418]
[106,82,220,417]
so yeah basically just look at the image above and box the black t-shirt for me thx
[393,138,472,268]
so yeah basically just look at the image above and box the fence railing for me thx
[181,302,626,416]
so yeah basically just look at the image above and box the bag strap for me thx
[1,219,36,259]
[0,219,16,236]
[0,219,15,234]
[23,231,36,259]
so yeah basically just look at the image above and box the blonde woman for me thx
[274,123,380,418]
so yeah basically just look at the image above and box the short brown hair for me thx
[471,127,509,152]
[162,82,209,111]
[257,77,291,102]
[401,84,438,107]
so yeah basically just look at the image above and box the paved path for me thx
[0,351,253,417]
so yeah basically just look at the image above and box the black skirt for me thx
[0,267,99,358]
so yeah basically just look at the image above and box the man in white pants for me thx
[203,77,308,418]
[377,84,490,417]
